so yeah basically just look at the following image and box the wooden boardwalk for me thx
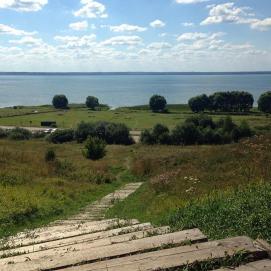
[0,182,270,271]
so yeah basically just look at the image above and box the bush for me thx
[52,95,69,109]
[86,96,99,110]
[47,129,74,144]
[258,91,271,114]
[149,95,167,112]
[75,121,133,145]
[185,114,215,129]
[140,130,155,145]
[8,127,32,140]
[83,136,106,160]
[0,128,8,139]
[45,149,56,162]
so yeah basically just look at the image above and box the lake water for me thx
[0,73,270,108]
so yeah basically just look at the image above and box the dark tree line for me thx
[188,91,254,113]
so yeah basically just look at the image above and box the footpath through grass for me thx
[106,135,271,242]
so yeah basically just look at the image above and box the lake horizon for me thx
[1,72,271,108]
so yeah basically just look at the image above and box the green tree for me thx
[258,91,271,114]
[188,94,210,113]
[52,95,68,109]
[149,95,167,112]
[86,96,99,110]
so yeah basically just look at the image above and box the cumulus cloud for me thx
[54,34,96,48]
[176,0,209,4]
[74,0,108,19]
[177,32,208,41]
[150,20,166,28]
[109,24,147,33]
[0,24,36,36]
[147,42,172,50]
[201,2,271,31]
[101,36,143,46]
[9,36,43,46]
[0,0,47,12]
[182,22,195,27]
[69,21,88,31]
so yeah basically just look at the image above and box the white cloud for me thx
[150,20,166,28]
[177,32,208,41]
[101,36,143,46]
[250,18,271,31]
[201,2,271,31]
[109,24,147,33]
[69,21,89,31]
[0,0,47,12]
[9,36,43,46]
[176,0,208,4]
[0,24,36,36]
[74,0,108,19]
[182,22,195,27]
[147,42,172,50]
[55,34,96,48]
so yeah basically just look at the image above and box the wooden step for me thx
[215,259,271,270]
[2,219,139,249]
[59,236,267,271]
[0,227,170,264]
[0,228,207,271]
[0,223,154,258]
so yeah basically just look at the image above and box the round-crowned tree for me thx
[258,91,271,114]
[149,95,167,112]
[52,95,68,109]
[86,96,99,110]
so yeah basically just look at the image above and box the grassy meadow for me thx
[0,103,270,243]
[0,104,271,132]
[0,139,139,238]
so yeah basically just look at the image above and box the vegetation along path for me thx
[0,183,271,271]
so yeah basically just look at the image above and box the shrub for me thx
[140,130,155,145]
[75,121,133,145]
[83,136,106,160]
[185,114,215,129]
[86,96,99,110]
[149,95,167,112]
[239,121,254,138]
[52,95,69,109]
[45,149,56,162]
[0,128,8,139]
[258,91,271,114]
[8,127,32,140]
[47,129,74,144]
[75,122,95,143]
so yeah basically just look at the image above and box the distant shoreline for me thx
[0,71,271,76]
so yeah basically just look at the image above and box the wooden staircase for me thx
[0,182,270,271]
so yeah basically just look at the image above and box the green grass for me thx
[0,104,270,131]
[106,135,271,242]
[0,139,140,238]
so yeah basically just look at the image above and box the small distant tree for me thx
[149,95,167,112]
[86,96,99,110]
[258,91,271,114]
[188,94,210,113]
[52,95,68,109]
[83,136,106,160]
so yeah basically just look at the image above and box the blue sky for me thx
[0,0,271,71]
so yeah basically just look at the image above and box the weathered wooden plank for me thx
[0,223,154,258]
[215,260,271,270]
[0,228,207,271]
[60,236,267,271]
[0,227,170,264]
[2,219,139,249]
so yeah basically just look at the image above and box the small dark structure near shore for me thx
[41,121,57,127]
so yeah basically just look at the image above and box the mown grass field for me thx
[0,104,271,131]
[0,139,139,238]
